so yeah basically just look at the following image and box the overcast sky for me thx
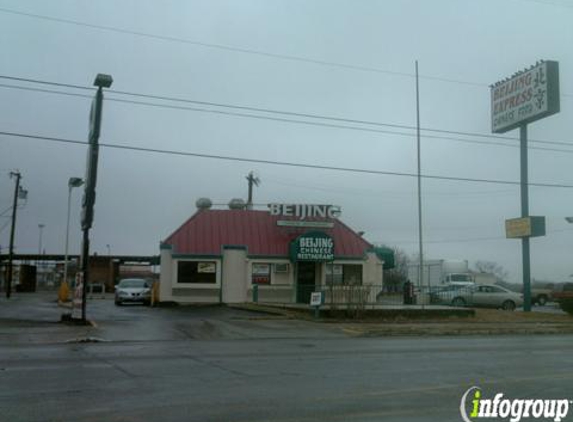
[1,0,572,284]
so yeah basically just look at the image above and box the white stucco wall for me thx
[159,248,173,302]
[159,247,383,305]
[221,248,248,303]
[246,259,295,303]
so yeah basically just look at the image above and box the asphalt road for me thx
[1,294,572,422]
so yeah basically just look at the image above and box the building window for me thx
[326,264,343,285]
[252,263,271,284]
[177,261,217,284]
[326,264,362,285]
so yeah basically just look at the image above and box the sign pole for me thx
[520,124,532,312]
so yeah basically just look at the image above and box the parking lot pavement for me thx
[2,292,572,345]
[0,291,347,344]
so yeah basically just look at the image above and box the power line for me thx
[265,176,518,198]
[389,226,573,245]
[1,6,571,99]
[0,7,487,88]
[0,75,94,92]
[2,129,573,189]
[0,205,13,217]
[2,77,572,153]
[0,219,11,234]
[0,83,92,99]
[108,96,528,151]
[106,89,573,148]
[512,0,573,9]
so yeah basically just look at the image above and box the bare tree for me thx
[474,260,508,282]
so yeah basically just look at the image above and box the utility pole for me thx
[6,171,21,299]
[415,61,426,299]
[246,171,260,210]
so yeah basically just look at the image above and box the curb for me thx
[227,304,295,318]
[341,323,573,337]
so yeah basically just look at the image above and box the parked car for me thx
[553,283,573,315]
[448,284,523,311]
[430,284,471,305]
[114,278,152,306]
[531,288,553,306]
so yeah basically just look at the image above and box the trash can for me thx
[403,280,414,305]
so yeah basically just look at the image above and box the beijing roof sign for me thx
[491,61,559,133]
[268,204,341,220]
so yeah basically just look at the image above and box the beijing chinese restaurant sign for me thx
[290,232,334,262]
[491,61,559,133]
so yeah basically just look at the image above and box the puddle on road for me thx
[65,337,109,343]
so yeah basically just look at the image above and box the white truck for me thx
[407,259,474,289]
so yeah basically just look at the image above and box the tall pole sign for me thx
[72,73,113,322]
[490,61,559,312]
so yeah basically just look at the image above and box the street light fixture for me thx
[63,177,84,289]
[94,74,113,88]
[565,217,573,224]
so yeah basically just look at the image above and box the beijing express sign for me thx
[290,232,334,262]
[491,60,560,133]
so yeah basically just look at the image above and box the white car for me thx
[114,278,152,306]
[450,284,523,311]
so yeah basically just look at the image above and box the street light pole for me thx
[63,177,84,288]
[76,73,113,323]
[38,223,45,285]
[6,171,21,298]
[38,224,45,255]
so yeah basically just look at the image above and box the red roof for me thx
[162,209,372,258]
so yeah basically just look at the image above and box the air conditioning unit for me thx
[274,263,290,273]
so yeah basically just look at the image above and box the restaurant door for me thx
[296,262,316,304]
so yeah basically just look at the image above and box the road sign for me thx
[310,292,323,307]
[505,216,546,239]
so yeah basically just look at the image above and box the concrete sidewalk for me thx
[0,291,98,344]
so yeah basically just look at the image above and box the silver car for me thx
[449,284,523,311]
[114,278,152,306]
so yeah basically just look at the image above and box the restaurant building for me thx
[159,202,385,304]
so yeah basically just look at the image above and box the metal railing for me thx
[295,284,474,307]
